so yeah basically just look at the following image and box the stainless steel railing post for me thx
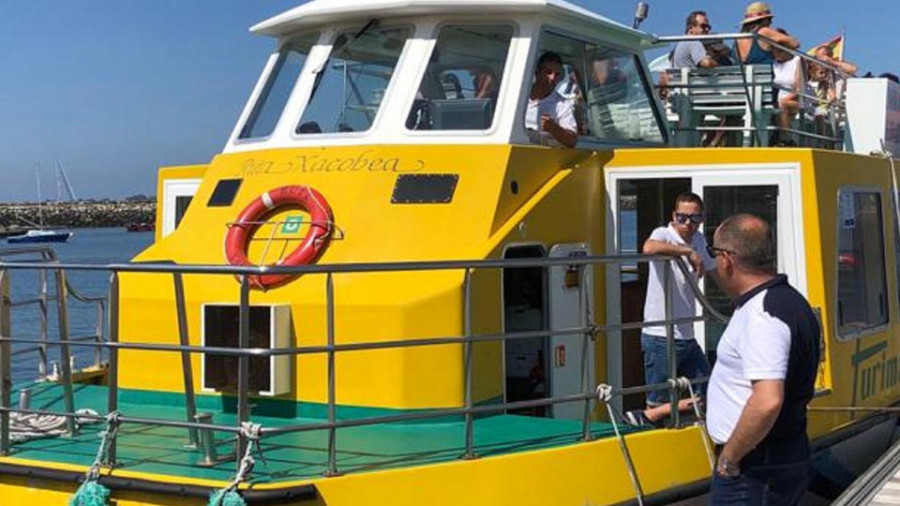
[0,269,11,455]
[54,268,78,436]
[664,261,678,427]
[173,272,199,447]
[325,272,339,476]
[463,268,477,459]
[236,275,250,468]
[106,272,119,465]
[194,412,218,466]
[579,265,593,441]
[93,299,104,369]
[38,267,48,377]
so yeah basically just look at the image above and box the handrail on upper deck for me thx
[653,32,850,149]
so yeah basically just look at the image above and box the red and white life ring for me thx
[225,185,333,290]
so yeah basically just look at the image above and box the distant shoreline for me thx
[0,200,155,231]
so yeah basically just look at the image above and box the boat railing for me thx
[654,32,850,149]
[0,247,106,379]
[0,254,726,479]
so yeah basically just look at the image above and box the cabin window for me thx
[528,31,665,146]
[894,192,900,310]
[296,25,411,135]
[406,25,513,131]
[239,34,318,140]
[837,188,888,338]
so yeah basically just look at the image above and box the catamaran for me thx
[0,1,899,504]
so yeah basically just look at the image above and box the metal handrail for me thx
[0,246,107,376]
[655,32,851,148]
[0,252,727,477]
[655,32,852,79]
[1,252,689,274]
[0,315,712,357]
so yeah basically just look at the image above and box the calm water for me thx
[5,228,152,382]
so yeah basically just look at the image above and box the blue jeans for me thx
[641,333,710,405]
[709,440,813,505]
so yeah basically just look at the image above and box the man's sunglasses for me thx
[674,212,704,225]
[706,244,735,258]
[697,23,711,30]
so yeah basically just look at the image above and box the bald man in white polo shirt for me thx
[706,214,819,505]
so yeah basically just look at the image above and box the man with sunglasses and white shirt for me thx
[626,192,719,426]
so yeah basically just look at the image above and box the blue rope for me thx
[207,489,246,506]
[70,481,110,506]
[69,412,119,506]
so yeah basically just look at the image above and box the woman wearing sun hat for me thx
[736,2,799,64]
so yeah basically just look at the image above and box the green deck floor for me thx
[6,382,638,485]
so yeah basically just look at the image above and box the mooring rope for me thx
[208,422,263,506]
[682,378,715,470]
[69,411,120,506]
[10,408,100,442]
[596,384,644,506]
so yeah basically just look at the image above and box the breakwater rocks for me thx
[0,201,155,230]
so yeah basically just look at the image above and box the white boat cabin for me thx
[224,0,668,153]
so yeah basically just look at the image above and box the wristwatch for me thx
[717,456,740,478]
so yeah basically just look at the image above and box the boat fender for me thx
[224,185,333,290]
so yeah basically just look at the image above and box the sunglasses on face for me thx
[674,212,704,225]
[706,244,735,258]
[696,23,711,30]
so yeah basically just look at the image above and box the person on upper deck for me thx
[772,29,801,146]
[525,51,578,148]
[658,11,722,97]
[736,2,799,65]
[658,11,736,146]
[672,11,721,69]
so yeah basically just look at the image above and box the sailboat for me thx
[6,165,73,244]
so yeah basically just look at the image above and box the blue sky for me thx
[0,1,895,201]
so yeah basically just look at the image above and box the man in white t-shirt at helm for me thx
[625,192,719,426]
[525,51,577,148]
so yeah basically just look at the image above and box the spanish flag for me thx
[808,34,844,61]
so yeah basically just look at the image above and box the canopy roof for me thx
[251,0,652,44]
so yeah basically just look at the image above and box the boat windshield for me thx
[406,24,513,131]
[297,25,411,135]
[239,33,318,140]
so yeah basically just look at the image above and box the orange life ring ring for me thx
[225,185,333,289]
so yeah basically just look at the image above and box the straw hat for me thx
[741,2,774,25]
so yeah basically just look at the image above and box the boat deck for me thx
[5,382,637,485]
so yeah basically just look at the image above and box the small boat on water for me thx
[6,164,75,244]
[2,1,900,505]
[6,229,73,244]
[125,222,154,232]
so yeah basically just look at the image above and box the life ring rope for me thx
[224,185,334,290]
